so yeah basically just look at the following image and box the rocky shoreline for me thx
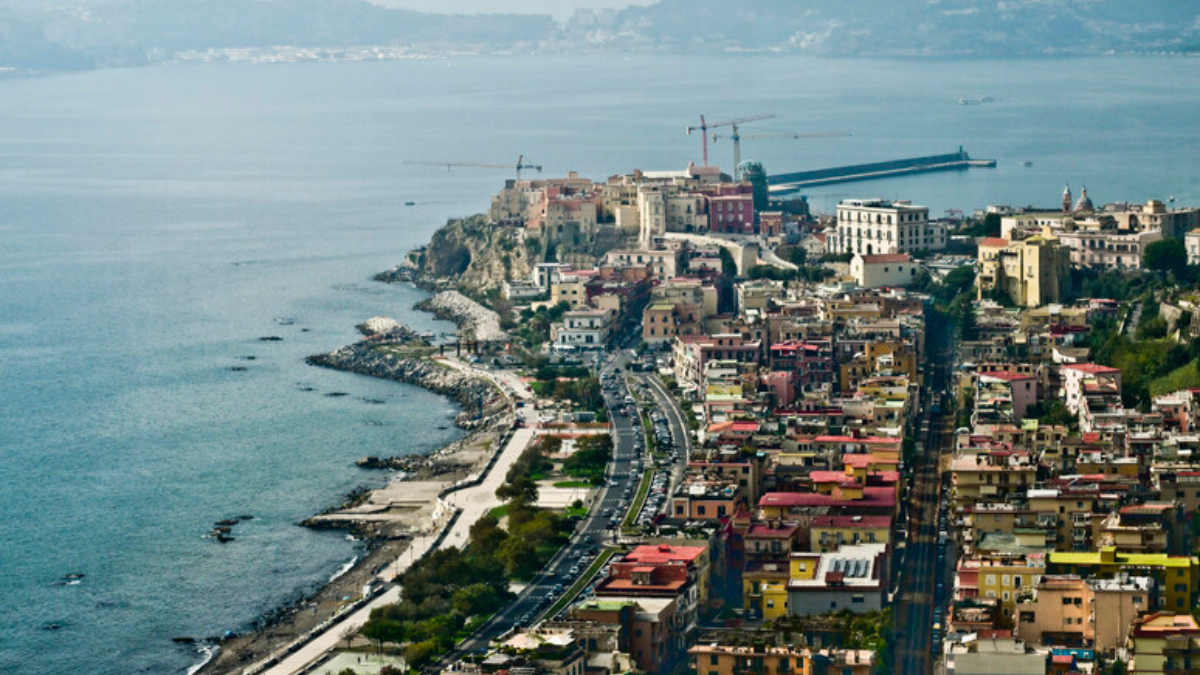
[198,311,512,675]
[306,339,504,428]
[414,290,509,343]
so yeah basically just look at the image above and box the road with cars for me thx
[894,326,956,675]
[454,345,659,654]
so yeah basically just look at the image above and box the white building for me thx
[828,199,945,255]
[1187,228,1200,265]
[551,309,613,351]
[850,253,921,288]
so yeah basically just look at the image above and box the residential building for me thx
[828,198,944,255]
[976,236,1071,307]
[552,309,613,351]
[849,253,921,288]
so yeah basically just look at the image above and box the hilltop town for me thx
[254,164,1200,675]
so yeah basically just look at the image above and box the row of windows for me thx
[839,210,926,224]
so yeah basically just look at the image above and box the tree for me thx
[954,299,979,342]
[743,161,769,212]
[404,639,442,669]
[451,583,504,617]
[719,247,738,276]
[497,536,539,578]
[1144,238,1188,277]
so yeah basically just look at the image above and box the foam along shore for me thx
[414,290,509,343]
[198,320,512,675]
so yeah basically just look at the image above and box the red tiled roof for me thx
[625,544,705,564]
[980,370,1034,382]
[745,523,799,539]
[1065,363,1120,374]
[859,253,912,264]
[980,237,1010,247]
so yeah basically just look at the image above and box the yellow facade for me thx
[811,524,890,554]
[790,554,820,581]
[1049,548,1200,612]
[976,558,1046,621]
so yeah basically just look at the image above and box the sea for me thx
[0,53,1197,675]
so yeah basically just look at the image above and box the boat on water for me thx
[959,96,994,105]
[1023,161,1034,168]
[405,201,416,206]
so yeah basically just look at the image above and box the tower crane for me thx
[711,128,852,181]
[405,154,543,183]
[685,114,774,168]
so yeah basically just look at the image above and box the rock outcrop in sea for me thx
[306,339,503,429]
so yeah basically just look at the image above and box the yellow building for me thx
[838,341,918,392]
[1048,547,1200,613]
[742,563,789,620]
[810,515,892,554]
[690,643,874,675]
[550,277,590,309]
[966,553,1047,621]
[1129,612,1200,675]
[977,235,1071,308]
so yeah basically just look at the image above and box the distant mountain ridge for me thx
[0,0,1197,72]
[560,0,1200,56]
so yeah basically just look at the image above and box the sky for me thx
[370,0,653,20]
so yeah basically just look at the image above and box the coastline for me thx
[197,294,513,674]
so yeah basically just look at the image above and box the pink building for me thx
[1062,363,1123,414]
[765,370,798,407]
[978,371,1038,421]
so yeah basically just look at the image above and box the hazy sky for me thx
[371,0,652,20]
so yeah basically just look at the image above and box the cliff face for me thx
[423,215,534,293]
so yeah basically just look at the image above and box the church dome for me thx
[1075,186,1094,212]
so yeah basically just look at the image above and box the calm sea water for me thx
[0,54,1197,675]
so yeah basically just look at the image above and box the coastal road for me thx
[452,348,642,655]
[894,328,954,675]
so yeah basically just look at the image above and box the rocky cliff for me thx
[420,214,534,293]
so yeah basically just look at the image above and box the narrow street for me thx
[894,320,955,675]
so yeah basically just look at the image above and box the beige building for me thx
[849,253,920,288]
[1014,575,1151,654]
[977,235,1071,308]
[1187,228,1200,265]
[828,198,945,255]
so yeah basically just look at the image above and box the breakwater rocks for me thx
[306,340,502,428]
[414,291,508,343]
[355,315,424,342]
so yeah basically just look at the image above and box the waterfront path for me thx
[437,357,535,402]
[250,362,537,675]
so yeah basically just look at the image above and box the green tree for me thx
[1144,238,1188,277]
[954,299,979,342]
[404,639,443,669]
[719,247,738,276]
[451,583,504,617]
[497,536,539,578]
[469,514,508,551]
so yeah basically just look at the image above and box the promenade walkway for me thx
[250,364,537,675]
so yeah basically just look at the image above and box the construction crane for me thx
[405,154,543,183]
[685,114,774,168]
[711,128,852,181]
